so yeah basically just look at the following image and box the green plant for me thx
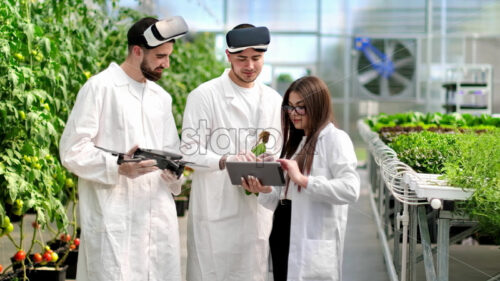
[277,73,293,83]
[389,131,462,174]
[1,0,226,276]
[377,117,500,242]
[366,111,500,132]
[442,130,500,239]
[0,0,113,278]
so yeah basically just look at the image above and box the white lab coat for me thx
[59,62,182,281]
[181,69,283,281]
[259,123,360,281]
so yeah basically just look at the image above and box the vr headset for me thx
[226,26,270,53]
[143,16,188,48]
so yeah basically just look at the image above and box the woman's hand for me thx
[241,176,272,194]
[277,159,308,187]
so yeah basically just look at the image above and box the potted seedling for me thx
[174,168,193,217]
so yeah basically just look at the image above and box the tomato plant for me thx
[1,0,224,277]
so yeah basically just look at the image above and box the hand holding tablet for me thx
[225,161,285,186]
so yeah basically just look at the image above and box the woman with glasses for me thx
[242,76,360,281]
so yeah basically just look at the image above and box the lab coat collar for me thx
[108,62,162,97]
[318,122,335,139]
[221,69,267,124]
[221,68,263,99]
[109,62,131,87]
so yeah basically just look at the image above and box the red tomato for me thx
[73,238,80,246]
[69,244,76,250]
[0,264,3,273]
[33,253,43,263]
[14,250,26,261]
[43,252,52,262]
[60,233,71,242]
[32,221,40,229]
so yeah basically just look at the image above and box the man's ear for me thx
[225,49,231,62]
[133,45,143,57]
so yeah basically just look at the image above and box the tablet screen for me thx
[225,161,285,186]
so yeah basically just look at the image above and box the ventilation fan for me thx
[353,37,417,99]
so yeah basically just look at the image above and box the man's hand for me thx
[161,169,182,183]
[256,152,275,162]
[118,145,158,179]
[228,151,256,162]
[219,151,257,170]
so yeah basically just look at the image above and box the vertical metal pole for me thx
[437,216,450,281]
[316,0,322,76]
[384,188,391,236]
[401,202,409,281]
[418,206,437,281]
[425,0,433,112]
[440,0,447,67]
[343,0,351,133]
[379,176,384,219]
[472,38,477,64]
[409,205,418,281]
[223,0,228,31]
[393,199,401,277]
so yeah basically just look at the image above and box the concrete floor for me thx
[1,167,499,280]
[343,169,390,281]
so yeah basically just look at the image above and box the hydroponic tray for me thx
[404,173,474,201]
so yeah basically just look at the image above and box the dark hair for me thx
[232,23,255,30]
[281,76,333,192]
[127,17,158,48]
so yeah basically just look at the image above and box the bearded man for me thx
[60,16,188,281]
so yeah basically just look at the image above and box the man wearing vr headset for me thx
[60,17,188,281]
[181,24,282,280]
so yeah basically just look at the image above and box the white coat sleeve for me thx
[162,101,182,195]
[303,131,360,205]
[59,82,120,185]
[180,89,221,171]
[257,187,280,211]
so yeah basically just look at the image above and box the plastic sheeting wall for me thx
[123,0,500,145]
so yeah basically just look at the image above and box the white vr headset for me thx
[143,16,188,48]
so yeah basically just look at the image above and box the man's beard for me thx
[141,60,162,82]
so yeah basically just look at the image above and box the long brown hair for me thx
[281,76,333,191]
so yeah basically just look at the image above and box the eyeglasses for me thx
[282,105,306,115]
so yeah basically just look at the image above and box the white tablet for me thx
[226,161,286,186]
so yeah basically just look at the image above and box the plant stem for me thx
[19,215,24,248]
[19,215,27,279]
[46,222,58,236]
[27,213,38,255]
[6,233,20,249]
